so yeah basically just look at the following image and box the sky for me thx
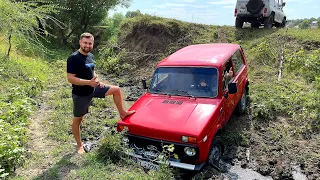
[109,0,320,26]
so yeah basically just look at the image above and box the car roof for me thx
[157,43,240,67]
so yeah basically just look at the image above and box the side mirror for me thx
[228,82,237,94]
[282,2,286,7]
[142,79,148,89]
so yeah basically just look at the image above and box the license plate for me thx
[136,158,160,171]
[240,8,247,13]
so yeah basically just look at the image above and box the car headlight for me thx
[181,136,197,143]
[184,147,196,156]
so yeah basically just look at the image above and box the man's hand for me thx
[88,77,99,87]
[98,82,105,88]
[227,67,233,77]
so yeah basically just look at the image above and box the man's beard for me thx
[81,47,92,53]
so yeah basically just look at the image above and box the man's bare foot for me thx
[120,110,136,119]
[77,143,85,154]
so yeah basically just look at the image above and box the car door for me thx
[221,59,237,125]
[232,49,247,105]
[221,49,247,124]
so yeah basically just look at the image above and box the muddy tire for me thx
[208,136,225,171]
[264,14,274,29]
[246,0,264,15]
[280,18,286,28]
[236,18,243,28]
[235,88,248,115]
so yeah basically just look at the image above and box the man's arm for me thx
[67,73,98,87]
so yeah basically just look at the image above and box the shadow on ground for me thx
[34,153,79,180]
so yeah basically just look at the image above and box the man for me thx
[66,32,135,154]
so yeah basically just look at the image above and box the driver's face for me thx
[200,80,207,87]
[79,37,94,53]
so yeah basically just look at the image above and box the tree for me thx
[309,17,316,22]
[125,10,142,18]
[0,0,62,57]
[47,0,131,46]
[299,19,311,29]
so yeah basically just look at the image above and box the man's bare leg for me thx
[106,86,135,119]
[72,116,85,154]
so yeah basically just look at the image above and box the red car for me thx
[117,43,249,171]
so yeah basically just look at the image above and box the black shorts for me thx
[72,85,110,117]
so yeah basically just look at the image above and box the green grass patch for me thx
[0,47,52,177]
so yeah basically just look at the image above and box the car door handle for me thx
[220,107,223,114]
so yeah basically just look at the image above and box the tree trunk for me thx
[7,28,13,57]
[278,47,284,81]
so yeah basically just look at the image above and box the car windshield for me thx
[149,67,218,98]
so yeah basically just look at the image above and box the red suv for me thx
[117,43,249,171]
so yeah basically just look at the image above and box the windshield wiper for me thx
[151,89,171,96]
[171,89,196,98]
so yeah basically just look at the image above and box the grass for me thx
[0,38,53,178]
[281,28,320,42]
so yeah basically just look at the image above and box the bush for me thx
[286,49,320,82]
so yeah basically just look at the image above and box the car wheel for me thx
[264,14,274,28]
[235,88,247,115]
[208,136,225,171]
[280,18,286,28]
[235,18,244,28]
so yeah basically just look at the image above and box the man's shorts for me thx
[72,85,110,117]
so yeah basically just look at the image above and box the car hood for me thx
[125,95,220,142]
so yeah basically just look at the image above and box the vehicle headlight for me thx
[184,147,196,156]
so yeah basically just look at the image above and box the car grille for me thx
[126,134,199,161]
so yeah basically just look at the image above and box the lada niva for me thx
[117,43,249,171]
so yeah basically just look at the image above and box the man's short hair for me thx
[80,32,94,40]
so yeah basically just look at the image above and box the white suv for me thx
[235,0,287,28]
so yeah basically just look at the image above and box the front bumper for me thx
[126,150,206,171]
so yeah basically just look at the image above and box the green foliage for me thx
[299,20,311,29]
[0,0,63,57]
[286,49,320,81]
[96,130,132,164]
[125,10,143,18]
[47,0,131,46]
[283,28,320,42]
[250,38,276,66]
[247,38,319,136]
[0,54,50,176]
[287,17,319,28]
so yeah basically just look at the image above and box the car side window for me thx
[231,50,244,74]
[222,60,234,90]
